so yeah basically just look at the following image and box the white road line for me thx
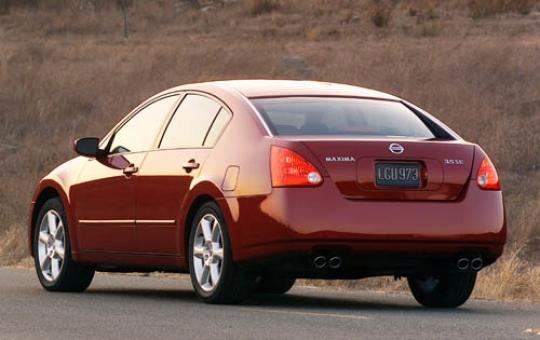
[241,307,371,320]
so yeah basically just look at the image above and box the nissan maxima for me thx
[29,80,505,307]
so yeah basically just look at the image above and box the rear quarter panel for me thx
[179,85,275,262]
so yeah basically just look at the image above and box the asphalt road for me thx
[0,267,539,340]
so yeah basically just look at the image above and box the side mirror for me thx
[74,137,100,158]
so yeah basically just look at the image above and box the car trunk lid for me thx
[300,138,474,201]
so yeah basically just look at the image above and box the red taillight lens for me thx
[477,157,501,190]
[271,146,323,187]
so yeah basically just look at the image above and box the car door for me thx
[72,94,180,253]
[135,93,232,255]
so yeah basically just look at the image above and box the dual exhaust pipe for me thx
[457,257,483,271]
[313,255,483,271]
[313,256,342,269]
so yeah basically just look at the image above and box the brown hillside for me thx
[0,0,539,300]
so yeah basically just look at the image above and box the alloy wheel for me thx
[192,214,224,292]
[37,210,65,282]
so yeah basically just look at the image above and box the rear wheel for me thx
[407,272,476,308]
[256,275,296,295]
[34,198,95,292]
[188,202,255,304]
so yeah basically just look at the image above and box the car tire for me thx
[256,275,296,295]
[188,201,255,304]
[33,197,95,292]
[407,271,476,308]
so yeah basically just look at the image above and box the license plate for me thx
[375,162,421,188]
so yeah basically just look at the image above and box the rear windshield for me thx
[251,97,436,139]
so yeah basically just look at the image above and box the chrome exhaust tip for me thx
[328,256,342,269]
[313,256,327,269]
[470,258,483,271]
[457,258,470,270]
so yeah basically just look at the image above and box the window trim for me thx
[157,91,233,151]
[203,108,233,147]
[202,108,221,146]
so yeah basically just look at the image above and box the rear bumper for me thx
[238,244,502,279]
[228,179,506,263]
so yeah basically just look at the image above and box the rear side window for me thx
[160,94,221,149]
[109,95,180,154]
[252,97,436,139]
[204,108,231,147]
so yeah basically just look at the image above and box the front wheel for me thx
[407,271,476,308]
[34,198,95,292]
[188,202,255,304]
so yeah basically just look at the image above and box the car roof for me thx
[169,80,399,100]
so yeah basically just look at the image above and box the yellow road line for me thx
[241,307,371,320]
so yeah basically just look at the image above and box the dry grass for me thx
[468,0,537,18]
[475,249,540,302]
[0,226,27,266]
[248,0,281,16]
[368,0,396,28]
[0,0,539,301]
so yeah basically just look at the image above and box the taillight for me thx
[271,146,323,187]
[476,157,501,190]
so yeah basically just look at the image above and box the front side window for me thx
[160,94,222,149]
[109,95,179,154]
[252,97,436,139]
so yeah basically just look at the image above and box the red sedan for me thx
[29,80,505,307]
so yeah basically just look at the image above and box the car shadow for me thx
[245,291,496,315]
[84,286,498,315]
[86,288,200,303]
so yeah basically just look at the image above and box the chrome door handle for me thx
[182,160,200,172]
[123,164,139,176]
